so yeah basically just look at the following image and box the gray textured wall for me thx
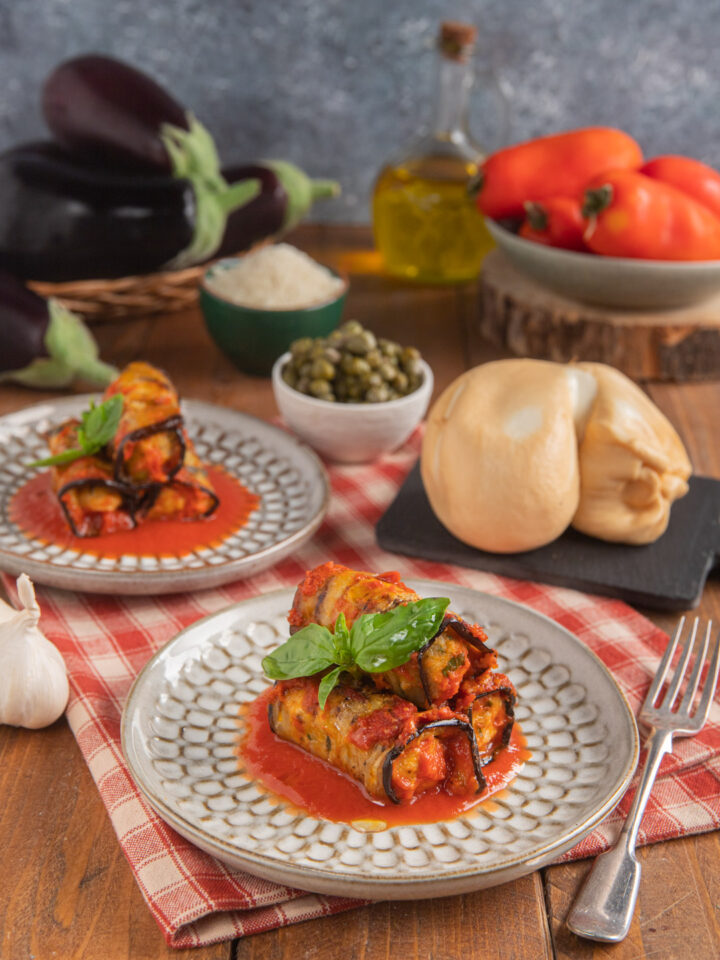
[1,0,718,222]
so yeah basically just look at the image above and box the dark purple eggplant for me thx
[217,160,340,257]
[0,271,116,388]
[0,142,263,280]
[0,142,196,280]
[42,54,190,173]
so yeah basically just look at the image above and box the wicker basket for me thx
[28,263,209,323]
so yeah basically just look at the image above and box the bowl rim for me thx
[200,255,349,313]
[485,217,720,270]
[272,352,434,412]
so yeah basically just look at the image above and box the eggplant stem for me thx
[1,300,116,389]
[162,113,247,268]
[266,160,341,230]
[218,178,261,216]
[311,179,341,200]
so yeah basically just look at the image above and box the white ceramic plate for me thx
[121,581,639,899]
[0,396,328,594]
[486,218,720,310]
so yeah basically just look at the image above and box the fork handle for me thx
[566,727,673,942]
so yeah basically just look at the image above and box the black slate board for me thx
[376,462,720,611]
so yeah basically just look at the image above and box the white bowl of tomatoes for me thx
[478,129,720,310]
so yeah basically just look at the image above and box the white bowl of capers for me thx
[272,322,433,463]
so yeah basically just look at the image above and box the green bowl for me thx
[200,258,348,376]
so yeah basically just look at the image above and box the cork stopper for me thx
[438,21,477,61]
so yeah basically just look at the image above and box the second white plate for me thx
[0,396,329,594]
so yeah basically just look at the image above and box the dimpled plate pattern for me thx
[121,581,639,899]
[0,396,328,595]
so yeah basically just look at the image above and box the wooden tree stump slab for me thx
[479,250,720,381]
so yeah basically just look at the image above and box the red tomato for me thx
[582,170,720,260]
[476,127,643,219]
[641,155,720,219]
[519,198,588,251]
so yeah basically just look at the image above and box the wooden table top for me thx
[1,224,718,960]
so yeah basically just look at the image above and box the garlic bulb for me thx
[0,574,69,728]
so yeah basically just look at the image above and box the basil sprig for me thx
[262,597,450,708]
[28,393,124,468]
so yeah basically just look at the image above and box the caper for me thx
[365,384,391,403]
[348,357,371,376]
[393,371,409,392]
[311,358,335,380]
[379,338,400,357]
[309,378,332,398]
[345,331,377,354]
[282,365,298,387]
[290,337,313,357]
[324,346,341,364]
[366,349,382,369]
[299,360,314,378]
[296,377,311,393]
[340,320,363,336]
[401,346,421,365]
[367,371,382,388]
[379,362,397,381]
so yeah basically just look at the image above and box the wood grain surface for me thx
[0,224,717,960]
[481,249,720,381]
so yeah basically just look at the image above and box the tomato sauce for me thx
[9,467,259,558]
[239,688,529,828]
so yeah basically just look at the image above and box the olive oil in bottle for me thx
[372,21,494,284]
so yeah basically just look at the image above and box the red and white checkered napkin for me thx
[7,429,720,948]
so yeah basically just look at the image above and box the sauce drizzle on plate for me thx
[10,467,259,557]
[239,688,529,827]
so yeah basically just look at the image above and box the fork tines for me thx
[643,617,720,731]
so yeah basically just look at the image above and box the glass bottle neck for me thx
[431,53,473,139]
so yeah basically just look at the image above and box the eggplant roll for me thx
[453,671,516,765]
[47,421,136,537]
[289,562,497,708]
[141,440,218,521]
[103,361,185,486]
[268,677,484,803]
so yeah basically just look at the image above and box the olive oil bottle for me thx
[372,21,494,284]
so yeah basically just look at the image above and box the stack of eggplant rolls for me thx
[268,562,517,804]
[50,362,218,537]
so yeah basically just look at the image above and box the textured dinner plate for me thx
[121,581,639,899]
[0,395,328,594]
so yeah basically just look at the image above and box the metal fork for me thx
[566,617,720,943]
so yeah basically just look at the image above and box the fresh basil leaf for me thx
[261,623,337,680]
[81,393,124,447]
[27,447,92,469]
[350,597,450,673]
[332,612,352,665]
[317,665,344,709]
[27,394,124,469]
